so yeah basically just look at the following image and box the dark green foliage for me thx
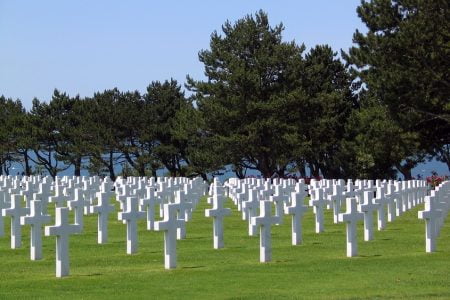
[346,0,450,173]
[1,6,447,179]
[188,10,306,178]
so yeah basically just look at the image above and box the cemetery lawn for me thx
[0,197,449,300]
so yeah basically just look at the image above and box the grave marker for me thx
[154,203,185,269]
[251,200,280,262]
[2,194,29,248]
[118,197,146,254]
[45,207,82,277]
[20,200,51,260]
[339,197,364,257]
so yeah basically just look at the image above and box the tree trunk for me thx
[108,151,116,181]
[297,161,307,178]
[309,162,320,178]
[396,161,414,180]
[74,157,81,176]
[23,152,31,176]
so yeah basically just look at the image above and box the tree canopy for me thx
[1,5,448,179]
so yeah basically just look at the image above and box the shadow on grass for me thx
[77,273,103,277]
[182,265,206,269]
[359,254,382,257]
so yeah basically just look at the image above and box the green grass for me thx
[0,196,449,299]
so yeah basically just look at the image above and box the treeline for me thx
[1,2,449,180]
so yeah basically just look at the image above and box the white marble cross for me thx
[20,181,36,208]
[91,191,115,244]
[45,207,82,277]
[118,196,146,254]
[329,182,345,224]
[174,190,192,240]
[116,184,135,211]
[48,182,68,208]
[205,184,231,249]
[309,188,327,233]
[20,199,51,260]
[140,186,160,230]
[284,190,308,245]
[395,181,404,216]
[154,203,185,269]
[34,182,52,214]
[2,194,29,249]
[358,190,379,241]
[242,189,259,236]
[339,197,364,257]
[0,189,6,236]
[401,181,410,212]
[374,185,388,230]
[251,200,280,262]
[418,192,443,252]
[270,186,289,225]
[67,188,84,230]
[385,181,398,222]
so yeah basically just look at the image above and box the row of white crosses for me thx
[0,175,207,276]
[114,176,207,269]
[418,180,450,252]
[0,175,439,275]
[224,177,429,261]
[225,178,309,262]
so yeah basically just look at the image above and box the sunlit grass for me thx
[0,196,448,299]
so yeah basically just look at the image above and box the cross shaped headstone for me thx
[418,192,443,252]
[45,207,82,277]
[116,184,135,211]
[175,190,193,240]
[401,181,410,212]
[329,182,345,224]
[67,188,84,230]
[118,196,146,254]
[242,188,259,236]
[2,194,29,248]
[270,185,289,225]
[358,190,379,241]
[339,197,364,257]
[154,203,185,269]
[156,186,174,217]
[284,190,308,245]
[0,189,6,236]
[48,183,68,208]
[309,188,327,233]
[395,181,404,216]
[20,199,51,260]
[205,184,231,249]
[374,184,388,230]
[20,181,36,208]
[385,181,398,222]
[34,182,52,215]
[91,191,115,244]
[140,186,160,230]
[251,200,280,262]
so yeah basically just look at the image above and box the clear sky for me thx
[0,0,447,176]
[0,0,365,108]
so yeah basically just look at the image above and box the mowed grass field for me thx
[0,195,449,299]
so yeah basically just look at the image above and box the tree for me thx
[29,91,71,178]
[294,45,356,178]
[341,98,420,179]
[87,89,127,180]
[0,96,25,175]
[345,0,450,172]
[187,10,305,178]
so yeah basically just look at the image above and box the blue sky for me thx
[0,0,447,176]
[0,0,364,108]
